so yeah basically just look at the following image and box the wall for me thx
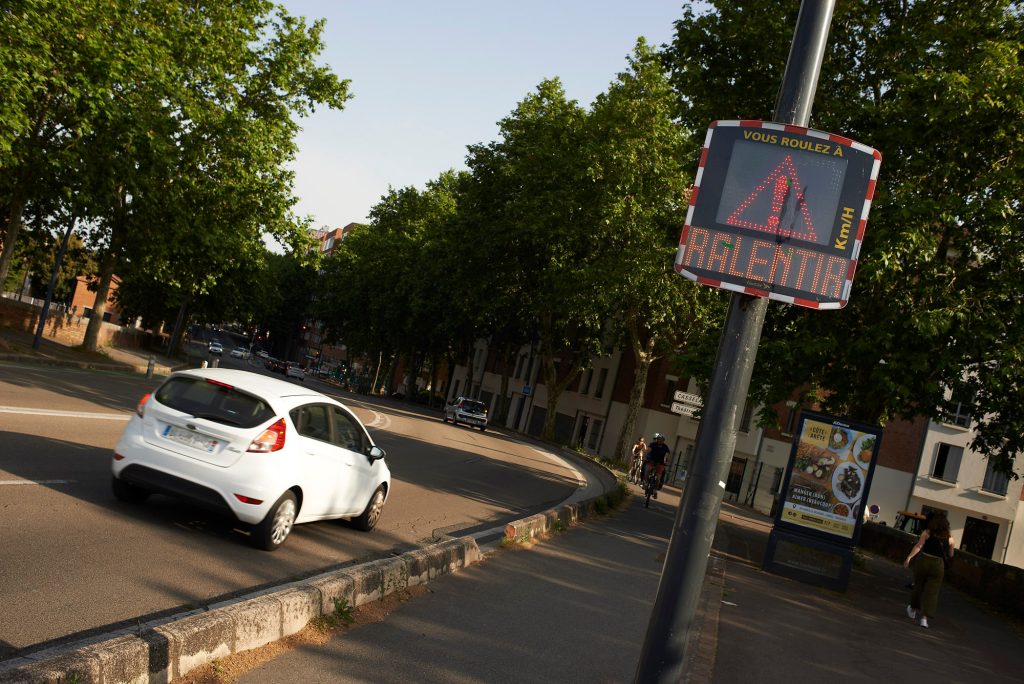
[1,296,147,350]
[859,522,1024,621]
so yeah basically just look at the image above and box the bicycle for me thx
[643,464,659,508]
[628,457,644,484]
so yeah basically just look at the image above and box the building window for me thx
[662,377,678,406]
[982,459,1009,496]
[783,404,799,435]
[946,394,972,428]
[587,419,603,450]
[739,399,754,433]
[594,368,608,399]
[931,443,962,483]
[580,369,593,395]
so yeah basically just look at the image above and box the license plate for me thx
[163,424,219,453]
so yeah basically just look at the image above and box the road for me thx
[0,356,581,660]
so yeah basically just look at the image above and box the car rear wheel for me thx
[112,476,150,504]
[479,425,486,432]
[350,486,385,532]
[252,491,297,551]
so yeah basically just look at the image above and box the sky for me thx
[277,1,686,230]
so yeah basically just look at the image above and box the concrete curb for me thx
[0,537,485,684]
[0,472,623,684]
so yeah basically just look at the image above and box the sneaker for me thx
[919,617,929,628]
[906,605,917,619]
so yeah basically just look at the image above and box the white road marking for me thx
[0,406,129,421]
[0,480,75,486]
[363,410,391,430]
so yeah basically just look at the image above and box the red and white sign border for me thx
[674,120,882,310]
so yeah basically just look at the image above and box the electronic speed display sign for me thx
[675,121,881,309]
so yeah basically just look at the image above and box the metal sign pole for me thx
[634,2,835,680]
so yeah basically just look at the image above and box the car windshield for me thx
[460,400,486,413]
[155,376,275,428]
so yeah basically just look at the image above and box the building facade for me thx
[444,340,1024,569]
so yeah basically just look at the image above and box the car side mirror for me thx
[368,445,386,461]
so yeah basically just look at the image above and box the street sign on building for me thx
[675,120,881,309]
[670,402,699,417]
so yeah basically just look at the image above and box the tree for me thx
[587,38,724,463]
[77,1,349,352]
[465,79,608,442]
[664,0,1024,473]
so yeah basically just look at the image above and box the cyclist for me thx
[643,433,670,499]
[628,436,647,483]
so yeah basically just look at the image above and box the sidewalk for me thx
[232,486,1022,684]
[0,326,186,376]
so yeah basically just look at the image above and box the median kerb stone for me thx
[82,635,149,684]
[152,609,234,681]
[402,548,433,586]
[378,556,410,598]
[218,596,282,656]
[306,572,356,616]
[456,536,482,566]
[273,586,322,638]
[0,651,99,684]
[346,559,386,606]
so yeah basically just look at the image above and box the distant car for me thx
[444,396,488,431]
[111,368,391,550]
[265,358,285,373]
[230,347,248,359]
[286,364,305,381]
[208,341,223,356]
[256,350,270,359]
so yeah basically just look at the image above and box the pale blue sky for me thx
[278,1,686,229]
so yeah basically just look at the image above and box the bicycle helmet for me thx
[652,432,664,441]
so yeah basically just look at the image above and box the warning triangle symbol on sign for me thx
[724,154,817,242]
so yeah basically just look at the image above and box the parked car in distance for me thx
[111,368,391,550]
[286,363,305,381]
[230,347,248,359]
[208,341,223,355]
[265,358,285,373]
[256,350,270,359]
[444,396,488,431]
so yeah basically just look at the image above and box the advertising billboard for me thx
[775,411,882,543]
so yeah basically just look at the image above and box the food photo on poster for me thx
[778,414,881,541]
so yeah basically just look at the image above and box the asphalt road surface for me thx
[0,359,580,660]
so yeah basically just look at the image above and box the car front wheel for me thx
[350,486,386,532]
[252,491,297,551]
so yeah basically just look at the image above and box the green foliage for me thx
[332,596,355,624]
[1,0,350,351]
[665,0,1024,473]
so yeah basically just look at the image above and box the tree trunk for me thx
[614,333,657,464]
[82,247,117,352]
[539,336,584,443]
[0,192,27,289]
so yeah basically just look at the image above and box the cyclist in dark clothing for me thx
[643,433,670,499]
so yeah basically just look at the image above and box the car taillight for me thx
[136,393,151,418]
[248,418,286,453]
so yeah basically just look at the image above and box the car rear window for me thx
[460,400,486,413]
[155,376,275,428]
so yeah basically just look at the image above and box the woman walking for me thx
[903,512,955,628]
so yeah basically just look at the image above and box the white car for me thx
[111,368,391,550]
[230,347,248,359]
[286,364,305,381]
[208,341,224,355]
